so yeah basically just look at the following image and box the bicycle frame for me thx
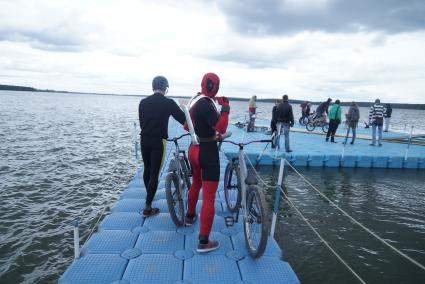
[236,145,249,224]
[224,139,270,222]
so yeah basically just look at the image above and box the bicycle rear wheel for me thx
[271,131,278,149]
[165,172,185,227]
[306,122,315,131]
[243,185,268,258]
[223,161,241,213]
[299,117,308,126]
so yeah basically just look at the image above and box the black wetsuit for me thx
[138,93,185,205]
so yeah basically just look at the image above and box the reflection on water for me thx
[258,166,425,284]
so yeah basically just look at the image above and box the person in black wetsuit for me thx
[138,76,185,217]
[185,72,230,253]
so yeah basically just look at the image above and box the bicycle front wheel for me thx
[165,172,185,227]
[306,122,315,131]
[179,157,192,189]
[223,161,241,213]
[322,123,329,133]
[243,185,269,258]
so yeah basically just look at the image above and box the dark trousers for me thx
[140,136,165,206]
[326,119,340,141]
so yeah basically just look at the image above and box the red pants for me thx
[187,144,219,237]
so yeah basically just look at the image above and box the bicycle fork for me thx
[224,147,254,227]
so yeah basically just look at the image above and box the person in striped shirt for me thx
[368,98,386,146]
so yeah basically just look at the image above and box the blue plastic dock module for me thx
[59,121,300,284]
[221,124,425,169]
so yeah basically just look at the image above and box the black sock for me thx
[199,235,209,244]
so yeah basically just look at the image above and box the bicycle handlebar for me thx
[167,132,191,142]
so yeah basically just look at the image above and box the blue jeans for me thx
[344,127,357,144]
[372,123,383,145]
[276,122,291,152]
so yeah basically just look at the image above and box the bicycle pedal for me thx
[224,216,235,227]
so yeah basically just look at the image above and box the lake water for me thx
[1,90,424,283]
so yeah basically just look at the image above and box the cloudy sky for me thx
[1,0,424,103]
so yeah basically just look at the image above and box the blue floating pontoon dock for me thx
[60,117,425,283]
[60,122,300,284]
[222,123,425,169]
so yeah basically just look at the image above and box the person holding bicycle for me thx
[185,72,229,253]
[138,75,185,217]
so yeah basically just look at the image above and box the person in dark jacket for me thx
[344,101,360,145]
[270,99,280,133]
[139,75,185,217]
[275,94,294,152]
[384,103,392,132]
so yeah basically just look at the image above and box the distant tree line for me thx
[1,84,424,110]
[0,84,38,92]
[0,84,57,93]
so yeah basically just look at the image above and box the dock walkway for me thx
[224,124,425,169]
[59,124,300,284]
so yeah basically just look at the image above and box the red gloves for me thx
[215,96,229,106]
[215,96,230,113]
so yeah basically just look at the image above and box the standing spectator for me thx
[275,94,294,152]
[315,98,332,120]
[271,99,280,134]
[247,95,257,132]
[369,98,385,146]
[271,99,280,149]
[326,99,342,142]
[384,103,392,132]
[344,101,360,145]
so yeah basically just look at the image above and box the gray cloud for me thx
[0,29,83,52]
[212,52,285,68]
[217,0,425,35]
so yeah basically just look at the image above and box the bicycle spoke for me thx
[247,193,262,247]
[228,171,238,207]
[244,185,268,258]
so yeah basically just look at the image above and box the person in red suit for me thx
[184,72,230,253]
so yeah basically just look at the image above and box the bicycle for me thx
[298,111,315,126]
[222,138,271,258]
[306,116,329,133]
[165,133,192,227]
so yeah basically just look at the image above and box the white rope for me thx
[284,160,425,272]
[244,153,269,187]
[79,161,121,218]
[243,153,367,282]
[279,187,367,284]
[79,139,138,242]
[83,205,109,243]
